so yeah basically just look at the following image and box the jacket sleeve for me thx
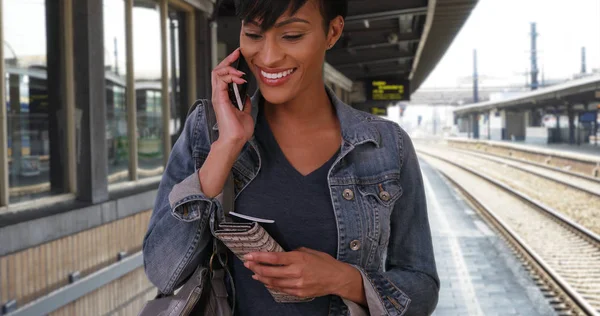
[351,127,440,316]
[142,105,223,294]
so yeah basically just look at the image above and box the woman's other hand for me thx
[242,247,367,305]
[211,47,254,148]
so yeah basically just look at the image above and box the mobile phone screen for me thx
[228,55,251,110]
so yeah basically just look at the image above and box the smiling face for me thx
[239,0,341,105]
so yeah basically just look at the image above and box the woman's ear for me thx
[326,16,344,49]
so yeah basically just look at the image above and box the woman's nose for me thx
[258,38,285,67]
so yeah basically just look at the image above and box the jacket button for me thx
[342,189,354,200]
[379,191,391,202]
[350,240,361,251]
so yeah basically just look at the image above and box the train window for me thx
[4,0,51,203]
[104,0,130,184]
[133,2,164,179]
[167,8,186,144]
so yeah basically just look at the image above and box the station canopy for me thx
[327,0,478,94]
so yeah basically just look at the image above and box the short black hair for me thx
[235,0,348,33]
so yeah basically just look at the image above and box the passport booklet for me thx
[213,212,313,303]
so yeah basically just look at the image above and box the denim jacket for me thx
[143,86,439,316]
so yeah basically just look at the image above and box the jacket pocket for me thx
[356,177,402,208]
[355,176,402,243]
[354,176,402,269]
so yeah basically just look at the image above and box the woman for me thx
[142,0,439,315]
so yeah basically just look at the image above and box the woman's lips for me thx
[258,67,297,87]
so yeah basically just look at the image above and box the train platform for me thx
[448,137,600,160]
[420,159,555,316]
[505,141,600,157]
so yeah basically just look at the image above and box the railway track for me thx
[440,146,600,198]
[446,140,600,183]
[417,149,600,316]
[417,145,600,236]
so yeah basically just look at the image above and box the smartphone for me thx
[228,54,252,111]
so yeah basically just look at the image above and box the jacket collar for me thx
[249,85,380,147]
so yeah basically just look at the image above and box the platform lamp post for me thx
[473,49,479,103]
[581,47,586,74]
[530,23,539,90]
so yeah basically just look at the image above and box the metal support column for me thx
[160,0,172,166]
[169,12,180,144]
[473,114,480,139]
[523,110,529,141]
[73,0,109,203]
[125,0,138,181]
[468,115,472,139]
[568,104,575,145]
[576,110,581,145]
[0,0,8,206]
[594,109,598,146]
[530,23,539,90]
[473,49,479,103]
[210,21,218,69]
[187,11,197,105]
[196,13,212,99]
[533,109,540,127]
[555,109,560,143]
[8,75,22,184]
[585,103,594,146]
[63,0,77,193]
[487,112,491,140]
[45,0,76,197]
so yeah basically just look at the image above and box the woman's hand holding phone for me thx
[211,48,254,148]
[199,48,254,199]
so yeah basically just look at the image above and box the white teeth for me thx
[261,68,294,79]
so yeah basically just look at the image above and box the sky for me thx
[3,0,47,62]
[420,0,600,89]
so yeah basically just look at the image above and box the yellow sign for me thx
[370,80,406,101]
[370,107,387,116]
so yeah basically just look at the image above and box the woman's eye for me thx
[245,33,262,40]
[283,34,304,41]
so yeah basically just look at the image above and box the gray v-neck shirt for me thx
[231,102,339,315]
